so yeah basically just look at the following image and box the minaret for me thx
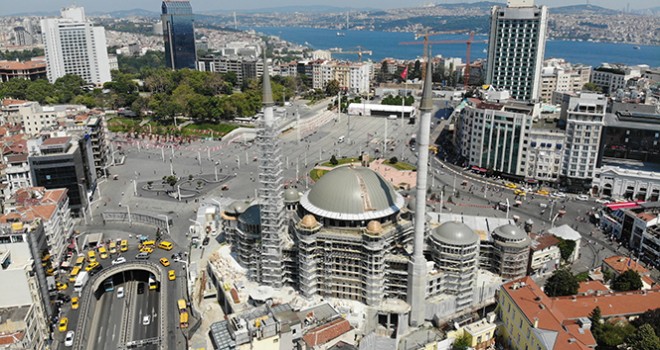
[407,54,433,327]
[257,51,286,287]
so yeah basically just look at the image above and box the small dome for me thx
[366,220,383,234]
[284,188,300,202]
[493,224,527,241]
[431,222,479,246]
[300,214,318,229]
[228,201,248,215]
[238,205,261,226]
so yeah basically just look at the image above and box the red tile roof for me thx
[42,136,70,146]
[502,277,660,350]
[0,331,25,345]
[0,60,46,70]
[602,256,649,275]
[530,233,560,251]
[303,318,352,347]
[577,281,609,295]
[1,98,28,107]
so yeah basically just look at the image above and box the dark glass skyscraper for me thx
[161,0,197,70]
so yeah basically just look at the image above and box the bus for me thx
[69,267,81,283]
[103,278,114,292]
[177,299,189,329]
[148,274,158,290]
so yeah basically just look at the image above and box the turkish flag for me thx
[401,66,408,80]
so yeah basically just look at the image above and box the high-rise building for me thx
[40,6,111,85]
[486,0,548,102]
[161,0,197,70]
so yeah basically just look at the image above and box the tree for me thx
[389,157,398,164]
[555,237,576,262]
[598,321,636,348]
[329,155,339,166]
[544,269,579,297]
[583,82,602,92]
[632,308,660,336]
[325,79,340,97]
[626,324,660,350]
[452,333,470,350]
[612,269,643,291]
[165,175,178,188]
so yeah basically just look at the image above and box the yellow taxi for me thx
[536,189,550,196]
[98,246,108,259]
[85,261,100,272]
[58,317,68,332]
[140,246,154,254]
[159,258,170,267]
[505,182,518,189]
[71,297,79,310]
[120,240,128,252]
[87,250,96,263]
[158,241,173,251]
[56,282,68,291]
[168,270,176,281]
[514,189,526,196]
[109,242,117,254]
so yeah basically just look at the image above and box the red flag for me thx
[401,66,408,80]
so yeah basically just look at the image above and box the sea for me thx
[249,26,660,67]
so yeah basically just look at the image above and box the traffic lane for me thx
[132,286,160,341]
[92,292,113,350]
[98,286,126,350]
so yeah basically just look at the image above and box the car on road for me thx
[111,257,126,265]
[71,297,79,310]
[117,287,124,298]
[514,189,526,196]
[159,258,170,267]
[64,331,74,347]
[87,250,96,263]
[536,189,550,196]
[58,317,68,332]
[140,246,154,254]
[142,315,151,325]
[85,261,100,272]
[576,194,589,201]
[135,252,150,260]
[551,192,567,198]
[56,282,68,291]
[137,282,145,294]
[168,270,176,281]
[595,198,611,204]
[158,241,173,251]
[120,240,128,252]
[98,246,108,259]
[504,182,517,189]
[109,242,117,254]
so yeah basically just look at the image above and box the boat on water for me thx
[633,46,640,50]
[337,32,346,36]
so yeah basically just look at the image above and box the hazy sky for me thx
[3,0,655,15]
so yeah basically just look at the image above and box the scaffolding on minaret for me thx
[257,51,286,288]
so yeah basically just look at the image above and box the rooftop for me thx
[41,136,71,147]
[602,256,649,276]
[0,60,46,71]
[302,318,352,348]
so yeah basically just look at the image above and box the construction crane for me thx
[412,31,446,80]
[400,32,481,88]
[329,46,373,62]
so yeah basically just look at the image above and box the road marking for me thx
[112,324,116,341]
[98,327,104,343]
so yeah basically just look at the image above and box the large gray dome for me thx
[431,222,479,246]
[493,224,527,241]
[300,165,404,221]
[238,205,261,226]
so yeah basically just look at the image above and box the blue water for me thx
[251,26,659,67]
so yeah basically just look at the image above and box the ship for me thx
[633,46,641,50]
[336,32,346,36]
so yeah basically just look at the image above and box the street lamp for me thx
[77,183,89,225]
[158,214,171,236]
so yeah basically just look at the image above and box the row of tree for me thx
[544,268,643,298]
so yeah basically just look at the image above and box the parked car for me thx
[111,257,126,265]
[64,331,74,347]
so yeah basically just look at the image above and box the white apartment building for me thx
[457,99,534,177]
[539,59,591,102]
[590,64,643,94]
[13,102,87,136]
[594,166,660,201]
[40,6,112,85]
[0,242,50,350]
[312,60,372,94]
[3,154,32,195]
[559,92,606,191]
[526,127,565,183]
[486,0,548,102]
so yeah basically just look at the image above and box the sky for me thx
[2,0,656,15]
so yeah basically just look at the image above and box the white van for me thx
[338,136,345,143]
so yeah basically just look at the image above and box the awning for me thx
[470,166,487,172]
[604,202,643,210]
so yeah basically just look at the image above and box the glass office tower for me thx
[161,0,197,70]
